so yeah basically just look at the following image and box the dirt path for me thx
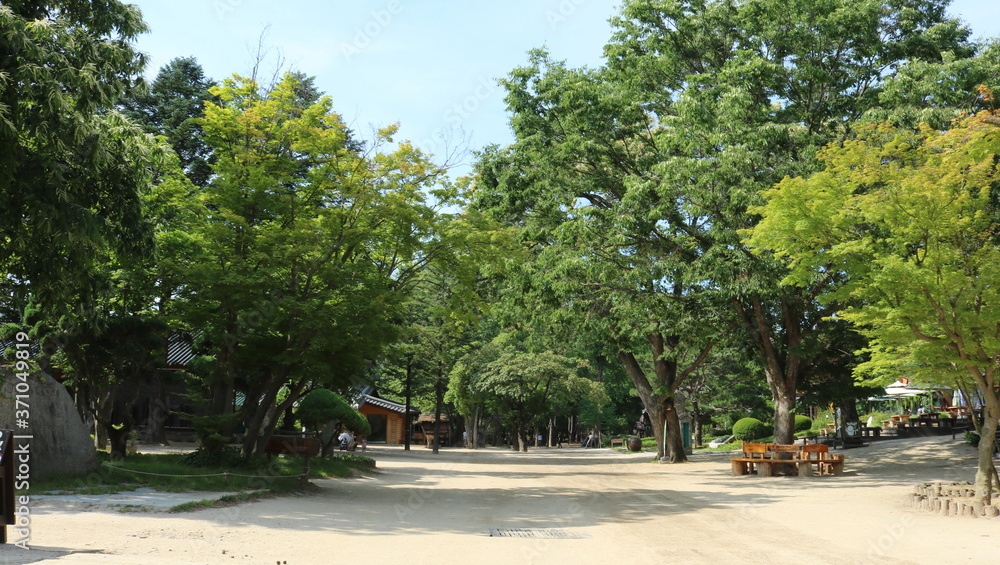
[1,436,996,564]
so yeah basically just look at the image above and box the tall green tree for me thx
[455,331,598,452]
[601,0,977,444]
[55,315,166,459]
[0,1,156,312]
[748,115,1000,504]
[121,56,216,186]
[474,51,717,461]
[183,71,468,458]
[373,206,517,452]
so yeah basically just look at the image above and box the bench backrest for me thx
[766,443,800,460]
[262,436,320,456]
[742,442,768,459]
[800,443,829,461]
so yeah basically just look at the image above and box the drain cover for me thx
[489,528,590,539]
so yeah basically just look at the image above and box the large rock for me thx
[0,369,98,479]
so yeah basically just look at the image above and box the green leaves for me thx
[1,1,155,313]
[751,116,1000,382]
[295,389,358,432]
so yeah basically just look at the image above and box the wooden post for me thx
[0,430,15,544]
[404,358,412,451]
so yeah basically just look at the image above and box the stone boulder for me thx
[0,369,98,479]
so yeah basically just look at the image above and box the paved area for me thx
[0,437,996,564]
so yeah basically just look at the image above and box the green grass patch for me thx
[693,442,746,453]
[169,490,272,513]
[29,449,374,496]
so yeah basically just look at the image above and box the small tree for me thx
[296,389,369,456]
[296,389,356,432]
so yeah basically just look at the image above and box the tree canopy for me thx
[0,1,157,310]
[472,0,987,450]
[748,114,1000,501]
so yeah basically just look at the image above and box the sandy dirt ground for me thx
[0,435,995,565]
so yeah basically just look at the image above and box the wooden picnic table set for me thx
[730,442,845,477]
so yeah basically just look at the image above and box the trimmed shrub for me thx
[794,415,812,432]
[732,417,770,441]
[296,389,355,431]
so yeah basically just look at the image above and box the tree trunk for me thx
[241,376,286,458]
[433,367,444,454]
[248,376,308,458]
[736,296,811,446]
[662,396,686,462]
[106,423,129,460]
[404,358,412,451]
[617,344,694,462]
[619,349,668,460]
[975,399,998,505]
[647,403,665,459]
[514,417,527,452]
[95,416,109,451]
[771,387,796,446]
[971,364,1000,505]
[469,404,480,449]
[280,403,297,433]
[145,370,169,445]
[202,321,239,456]
[691,399,703,447]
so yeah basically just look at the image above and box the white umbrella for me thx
[885,380,926,397]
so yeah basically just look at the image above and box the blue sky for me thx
[130,0,999,176]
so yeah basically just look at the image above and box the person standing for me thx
[338,429,355,451]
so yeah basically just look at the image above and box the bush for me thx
[966,430,980,447]
[732,417,772,441]
[179,445,249,469]
[296,389,356,431]
[793,415,812,432]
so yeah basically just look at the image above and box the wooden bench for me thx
[731,442,845,477]
[261,435,320,458]
[258,435,320,484]
[730,442,775,476]
[610,437,624,448]
[798,444,845,476]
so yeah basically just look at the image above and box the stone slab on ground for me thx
[33,487,236,510]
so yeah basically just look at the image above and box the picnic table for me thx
[731,442,845,477]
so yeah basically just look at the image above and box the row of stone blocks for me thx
[912,481,1000,517]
